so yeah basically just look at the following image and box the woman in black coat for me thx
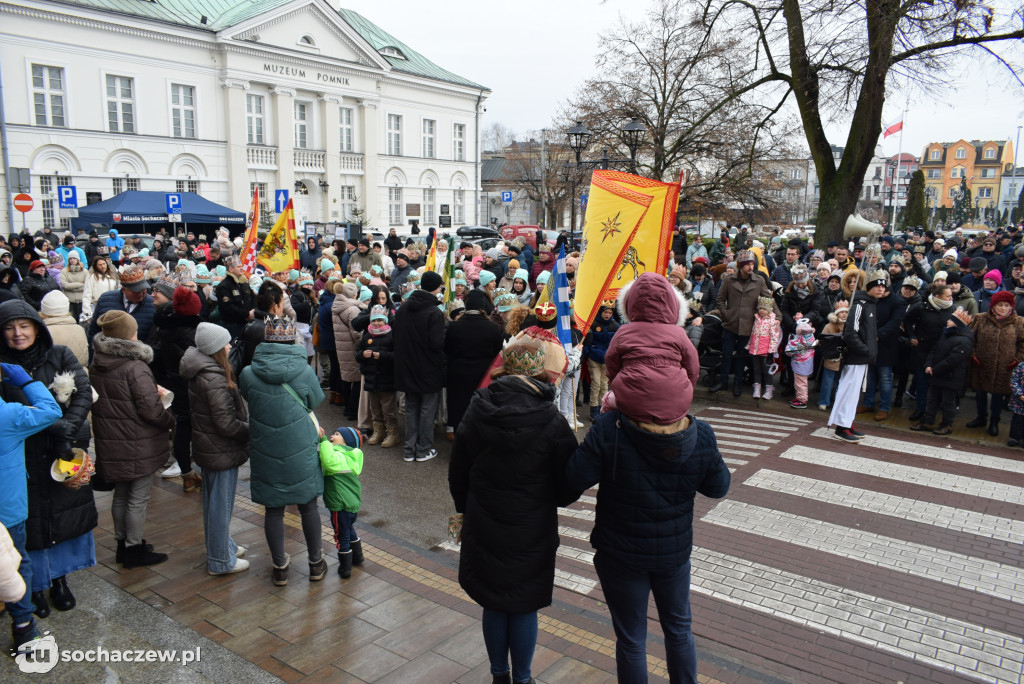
[904,283,955,420]
[0,299,95,618]
[444,290,504,435]
[448,342,578,684]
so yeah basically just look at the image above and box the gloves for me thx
[970,355,981,368]
[0,363,33,389]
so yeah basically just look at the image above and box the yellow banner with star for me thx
[573,170,679,335]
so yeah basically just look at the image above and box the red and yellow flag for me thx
[256,198,300,273]
[240,186,261,276]
[573,170,679,336]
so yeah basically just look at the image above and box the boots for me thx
[381,422,400,448]
[122,544,168,569]
[31,591,49,619]
[966,415,987,429]
[763,385,774,401]
[351,538,364,566]
[752,383,761,399]
[330,391,343,405]
[709,376,727,393]
[337,550,353,579]
[589,406,600,421]
[182,470,202,493]
[309,556,328,582]
[732,376,743,397]
[988,418,1000,437]
[116,538,153,563]
[49,576,75,611]
[367,421,385,446]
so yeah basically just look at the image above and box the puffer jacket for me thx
[87,289,156,342]
[59,265,87,303]
[0,380,62,527]
[317,290,337,352]
[332,292,363,382]
[151,306,200,411]
[17,272,59,310]
[44,314,89,367]
[953,285,979,316]
[925,319,974,391]
[843,291,879,366]
[356,327,396,392]
[968,310,1024,395]
[904,297,954,369]
[746,313,782,356]
[180,347,249,471]
[1009,363,1024,415]
[874,290,907,368]
[89,334,175,483]
[714,271,777,336]
[566,412,730,570]
[239,342,324,508]
[582,318,619,364]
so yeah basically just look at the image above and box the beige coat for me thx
[0,524,25,603]
[59,265,88,303]
[44,314,89,367]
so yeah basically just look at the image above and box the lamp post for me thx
[567,118,647,174]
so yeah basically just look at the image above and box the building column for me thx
[272,86,296,202]
[221,79,250,211]
[358,99,379,228]
[320,94,342,223]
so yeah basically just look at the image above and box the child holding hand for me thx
[746,296,782,400]
[319,427,364,579]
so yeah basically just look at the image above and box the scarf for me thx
[2,337,48,374]
[368,322,391,336]
[929,294,952,310]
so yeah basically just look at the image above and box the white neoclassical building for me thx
[0,0,489,235]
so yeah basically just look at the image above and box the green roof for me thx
[42,0,487,90]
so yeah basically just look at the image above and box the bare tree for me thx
[482,122,516,153]
[495,136,584,228]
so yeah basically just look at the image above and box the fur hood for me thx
[616,273,689,326]
[841,269,867,299]
[92,333,154,363]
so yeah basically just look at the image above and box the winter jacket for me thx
[874,291,907,368]
[780,282,827,335]
[239,342,324,508]
[975,288,1002,314]
[90,335,175,483]
[443,311,504,430]
[393,289,445,394]
[843,291,879,366]
[320,440,362,513]
[605,274,700,424]
[356,327,396,392]
[44,314,89,368]
[151,306,200,411]
[565,412,730,570]
[214,274,255,328]
[348,249,383,276]
[180,347,249,472]
[714,271,778,336]
[389,264,413,297]
[87,289,156,342]
[59,265,87,303]
[104,231,125,261]
[904,298,954,370]
[317,291,337,352]
[81,272,120,319]
[529,254,555,290]
[0,379,62,527]
[17,272,59,310]
[924,320,974,391]
[290,292,315,325]
[1009,363,1024,415]
[582,319,618,364]
[746,313,782,356]
[449,375,578,613]
[954,284,980,316]
[685,243,707,269]
[820,320,844,371]
[332,293,363,383]
[968,310,1024,395]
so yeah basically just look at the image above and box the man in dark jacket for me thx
[858,278,906,421]
[910,308,974,435]
[383,228,404,256]
[214,256,255,340]
[389,251,413,298]
[393,270,445,463]
[829,271,884,442]
[87,265,156,344]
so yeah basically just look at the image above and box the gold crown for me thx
[757,296,774,311]
[599,299,616,309]
[264,316,296,342]
[118,264,146,285]
[535,302,557,322]
[502,344,546,377]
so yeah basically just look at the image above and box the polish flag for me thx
[882,116,904,139]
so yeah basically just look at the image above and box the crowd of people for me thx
[0,217,1021,681]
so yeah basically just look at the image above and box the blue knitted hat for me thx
[333,426,363,449]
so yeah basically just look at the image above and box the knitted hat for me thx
[478,270,496,287]
[118,264,149,292]
[485,248,502,260]
[512,269,529,283]
[420,271,443,292]
[736,250,755,267]
[370,304,388,322]
[866,269,889,290]
[395,250,409,263]
[249,274,263,291]
[173,286,202,316]
[756,296,773,312]
[332,426,363,449]
[990,290,1015,308]
[264,316,297,343]
[969,257,987,272]
[359,286,372,302]
[501,342,545,377]
[371,264,383,276]
[195,264,211,284]
[97,310,137,340]
[984,269,1003,286]
[465,289,493,314]
[791,264,810,284]
[495,290,518,313]
[223,255,241,268]
[29,259,45,271]
[943,248,958,260]
[507,259,520,272]
[933,271,948,282]
[40,290,70,317]
[669,265,687,282]
[194,321,231,355]
[215,265,227,277]
[828,270,842,282]
[945,272,962,285]
[136,248,150,259]
[536,270,551,286]
[154,275,179,300]
[145,258,162,272]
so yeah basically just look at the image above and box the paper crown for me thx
[866,269,889,289]
[902,275,923,290]
[224,255,241,268]
[370,304,389,322]
[834,299,850,311]
[118,264,147,286]
[264,316,297,342]
[599,298,616,309]
[757,296,774,311]
[535,302,557,322]
[501,343,546,377]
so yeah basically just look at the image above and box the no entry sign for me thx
[13,193,34,213]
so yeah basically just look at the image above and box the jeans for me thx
[3,522,33,626]
[173,410,193,475]
[914,369,932,414]
[863,366,893,411]
[403,391,440,460]
[594,553,697,684]
[112,475,154,547]
[330,510,358,552]
[481,608,538,683]
[200,467,240,573]
[558,368,580,420]
[264,498,323,567]
[719,329,749,383]
[975,391,1006,422]
[818,368,838,407]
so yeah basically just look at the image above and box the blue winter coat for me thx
[583,319,618,364]
[0,380,62,526]
[240,342,324,508]
[317,291,336,352]
[565,412,730,569]
[87,289,156,343]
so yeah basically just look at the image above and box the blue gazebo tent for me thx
[71,191,246,235]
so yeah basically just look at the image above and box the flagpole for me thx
[891,111,905,230]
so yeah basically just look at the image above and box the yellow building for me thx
[919,140,1014,214]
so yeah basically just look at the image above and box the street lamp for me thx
[567,118,647,174]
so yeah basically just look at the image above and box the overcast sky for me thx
[352,0,1024,161]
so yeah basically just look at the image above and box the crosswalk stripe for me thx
[702,500,1024,604]
[720,448,755,457]
[779,445,1024,505]
[559,525,590,541]
[690,547,1024,684]
[578,494,597,505]
[700,419,793,437]
[716,439,767,450]
[745,469,1024,544]
[810,427,1024,475]
[723,458,748,467]
[559,507,596,521]
[702,407,813,424]
[708,431,778,444]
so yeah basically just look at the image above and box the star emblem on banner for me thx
[599,211,622,243]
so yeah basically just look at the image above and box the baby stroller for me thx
[696,312,722,386]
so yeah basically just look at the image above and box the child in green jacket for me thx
[320,427,363,578]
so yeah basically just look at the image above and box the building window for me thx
[340,107,353,152]
[250,182,272,224]
[112,177,123,195]
[927,169,940,179]
[339,185,355,221]
[175,180,199,194]
[246,94,265,145]
[984,148,996,160]
[31,65,66,127]
[423,188,436,224]
[978,187,992,198]
[949,187,958,198]
[422,119,435,158]
[980,168,996,179]
[388,187,403,225]
[454,188,464,224]
[171,84,196,138]
[930,149,940,160]
[387,114,402,155]
[293,182,309,195]
[105,75,135,133]
[791,168,801,180]
[294,101,309,149]
[112,177,138,194]
[873,186,879,197]
[955,147,966,159]
[951,167,964,179]
[453,123,465,161]
[40,175,71,230]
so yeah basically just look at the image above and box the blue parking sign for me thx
[57,185,77,209]
[165,193,183,214]
[501,190,513,203]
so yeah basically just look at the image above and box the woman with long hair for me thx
[82,256,119,324]
[180,322,250,575]
[59,253,87,321]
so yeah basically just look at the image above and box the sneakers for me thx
[161,463,182,478]
[236,546,247,558]
[272,553,290,586]
[834,427,860,442]
[415,449,438,463]
[848,425,865,438]
[208,558,250,576]
[12,620,42,654]
[403,454,415,462]
[308,556,328,582]
[789,400,807,409]
[817,404,828,411]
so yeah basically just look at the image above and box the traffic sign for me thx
[275,189,289,213]
[165,193,183,214]
[167,214,182,223]
[13,194,33,213]
[501,191,513,203]
[57,185,77,209]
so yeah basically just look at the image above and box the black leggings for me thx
[264,498,323,567]
[340,379,360,419]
